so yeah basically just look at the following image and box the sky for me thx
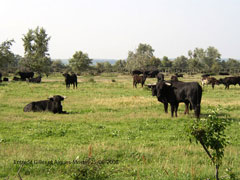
[1,0,240,60]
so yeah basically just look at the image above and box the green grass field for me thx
[0,73,239,180]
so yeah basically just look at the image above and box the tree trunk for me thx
[216,165,219,180]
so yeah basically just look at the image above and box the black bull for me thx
[149,81,202,118]
[23,95,67,113]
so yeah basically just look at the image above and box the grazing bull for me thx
[144,70,160,78]
[151,80,202,118]
[218,76,240,89]
[18,72,34,80]
[23,95,67,113]
[63,73,78,89]
[3,77,9,82]
[201,76,219,89]
[132,70,143,76]
[27,76,41,83]
[13,76,25,81]
[133,74,147,88]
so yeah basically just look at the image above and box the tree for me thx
[0,39,15,70]
[186,107,231,180]
[172,56,188,70]
[21,27,51,75]
[188,47,221,72]
[69,51,92,73]
[161,56,172,67]
[113,60,126,72]
[126,43,154,72]
[51,60,66,72]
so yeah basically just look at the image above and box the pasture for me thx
[0,73,239,180]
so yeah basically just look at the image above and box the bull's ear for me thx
[165,82,171,86]
[48,96,54,101]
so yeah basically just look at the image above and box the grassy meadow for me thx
[0,73,239,180]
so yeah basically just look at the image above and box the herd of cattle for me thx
[1,70,240,117]
[132,70,240,118]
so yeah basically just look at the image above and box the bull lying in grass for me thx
[23,95,67,114]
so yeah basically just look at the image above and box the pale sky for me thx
[1,0,240,60]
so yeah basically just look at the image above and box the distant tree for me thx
[69,51,92,73]
[126,43,154,72]
[95,62,105,73]
[226,58,240,69]
[113,59,126,72]
[161,56,172,68]
[0,39,15,71]
[172,56,188,70]
[147,57,162,69]
[51,60,66,72]
[21,27,51,75]
[103,62,112,72]
[188,47,221,72]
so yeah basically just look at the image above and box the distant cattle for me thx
[175,73,183,78]
[23,95,67,113]
[218,76,240,89]
[219,72,230,76]
[18,72,34,80]
[144,70,160,78]
[201,76,219,89]
[27,76,41,83]
[3,77,9,82]
[156,73,164,81]
[151,80,202,118]
[171,75,179,82]
[13,77,25,81]
[132,70,143,76]
[0,72,2,81]
[63,73,78,89]
[133,74,147,88]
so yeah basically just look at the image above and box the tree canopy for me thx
[21,27,51,75]
[69,51,92,73]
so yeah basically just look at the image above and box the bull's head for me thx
[48,95,66,102]
[156,81,171,98]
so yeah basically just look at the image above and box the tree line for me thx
[1,27,240,76]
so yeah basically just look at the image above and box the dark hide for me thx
[18,72,34,80]
[218,76,240,89]
[28,76,41,83]
[201,76,219,89]
[132,70,143,75]
[156,73,164,81]
[133,74,147,88]
[23,95,67,114]
[3,77,9,82]
[144,70,160,78]
[152,81,202,118]
[63,73,78,89]
[13,76,25,81]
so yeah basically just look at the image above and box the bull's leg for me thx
[164,103,168,113]
[170,104,175,117]
[184,102,189,114]
[212,83,215,89]
[195,104,201,119]
[175,103,179,117]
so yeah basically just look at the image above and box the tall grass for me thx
[0,74,239,179]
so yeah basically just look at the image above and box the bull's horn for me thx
[63,96,67,99]
[165,82,171,86]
